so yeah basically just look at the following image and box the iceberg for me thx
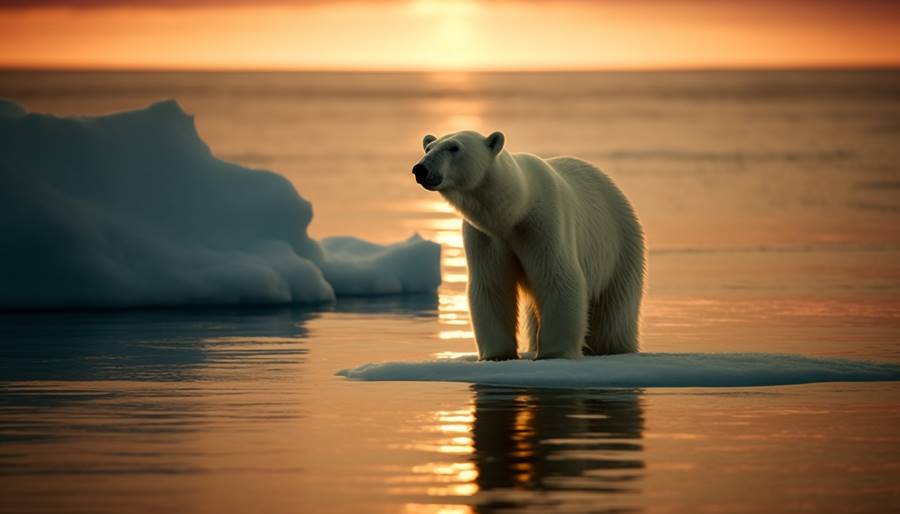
[0,99,440,309]
[321,235,441,296]
[338,352,900,388]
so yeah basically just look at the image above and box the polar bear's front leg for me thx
[524,255,587,360]
[463,222,520,361]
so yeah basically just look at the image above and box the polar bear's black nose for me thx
[413,162,442,190]
[412,163,429,182]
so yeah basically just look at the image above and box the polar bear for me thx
[412,130,645,360]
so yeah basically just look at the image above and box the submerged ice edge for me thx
[0,99,441,309]
[337,352,900,388]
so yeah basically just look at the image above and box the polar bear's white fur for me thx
[412,130,645,360]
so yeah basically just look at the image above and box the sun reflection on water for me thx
[443,273,468,284]
[388,384,649,513]
[439,330,475,340]
[433,230,464,249]
[442,256,468,268]
[430,409,478,495]
[443,247,464,258]
[434,351,476,360]
[438,312,468,325]
[439,294,469,313]
[394,405,480,503]
[403,504,474,514]
[416,218,464,231]
[438,291,472,341]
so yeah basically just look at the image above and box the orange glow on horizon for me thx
[1,1,899,70]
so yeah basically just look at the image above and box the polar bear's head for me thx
[412,130,505,192]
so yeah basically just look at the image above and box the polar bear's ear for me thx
[423,134,437,150]
[486,131,505,156]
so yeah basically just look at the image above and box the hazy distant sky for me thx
[2,0,898,70]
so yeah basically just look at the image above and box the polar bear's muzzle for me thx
[412,162,442,190]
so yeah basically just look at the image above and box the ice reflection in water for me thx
[0,308,317,485]
[403,387,645,514]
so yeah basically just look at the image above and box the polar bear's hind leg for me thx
[585,260,643,355]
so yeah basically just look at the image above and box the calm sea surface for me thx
[1,70,899,513]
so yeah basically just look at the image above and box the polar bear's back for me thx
[546,156,634,217]
[545,156,645,298]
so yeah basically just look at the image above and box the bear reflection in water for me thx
[469,386,645,512]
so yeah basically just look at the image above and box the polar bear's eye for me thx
[448,144,460,154]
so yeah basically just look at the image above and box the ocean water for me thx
[1,70,899,513]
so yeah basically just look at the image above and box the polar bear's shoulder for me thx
[508,152,590,177]
[544,155,609,187]
[541,155,630,209]
[545,155,597,174]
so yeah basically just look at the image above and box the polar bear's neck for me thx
[441,151,529,237]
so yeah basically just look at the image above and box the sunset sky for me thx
[2,0,899,70]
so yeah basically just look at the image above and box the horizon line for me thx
[3,63,900,74]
